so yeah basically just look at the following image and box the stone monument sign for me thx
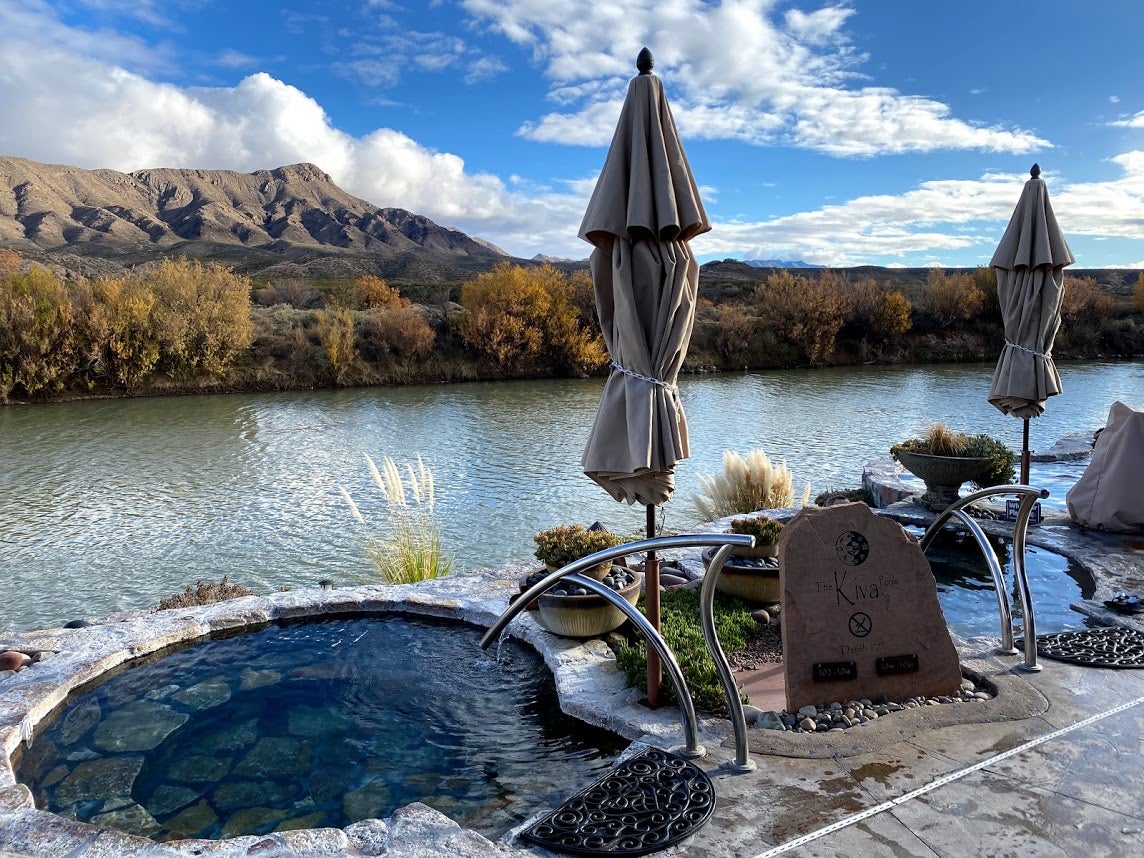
[779,503,963,712]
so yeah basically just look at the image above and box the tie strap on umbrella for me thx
[610,361,678,392]
[1003,339,1052,359]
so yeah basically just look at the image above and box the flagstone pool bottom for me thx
[16,616,626,841]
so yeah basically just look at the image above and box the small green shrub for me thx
[729,515,784,545]
[615,588,766,715]
[533,524,624,569]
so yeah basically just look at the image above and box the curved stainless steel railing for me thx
[479,534,755,764]
[919,484,1049,672]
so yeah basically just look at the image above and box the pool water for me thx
[918,527,1097,638]
[16,616,626,841]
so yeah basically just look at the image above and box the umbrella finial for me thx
[1030,163,1041,179]
[637,47,654,74]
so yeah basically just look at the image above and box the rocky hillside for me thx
[0,156,507,280]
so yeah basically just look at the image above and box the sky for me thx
[2,0,1143,268]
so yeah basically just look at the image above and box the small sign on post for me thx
[1005,499,1042,524]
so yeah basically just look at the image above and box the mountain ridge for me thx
[0,155,508,280]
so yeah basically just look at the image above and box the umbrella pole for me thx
[1021,418,1031,485]
[644,503,662,707]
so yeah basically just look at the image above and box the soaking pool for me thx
[918,527,1097,638]
[15,616,626,841]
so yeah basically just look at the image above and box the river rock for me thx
[90,801,161,837]
[163,798,219,838]
[92,700,188,752]
[173,676,232,709]
[166,754,233,784]
[234,736,312,779]
[0,651,30,671]
[344,778,395,822]
[147,784,201,817]
[55,755,144,806]
[215,778,300,811]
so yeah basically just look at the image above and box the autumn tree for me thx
[85,276,161,391]
[713,305,756,365]
[1134,272,1144,313]
[755,270,850,364]
[135,258,254,377]
[847,278,913,343]
[1061,276,1116,325]
[358,306,436,363]
[457,263,607,376]
[316,306,357,384]
[354,275,404,310]
[0,262,80,401]
[923,269,985,327]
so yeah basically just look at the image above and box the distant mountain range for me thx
[0,155,509,281]
[742,258,823,269]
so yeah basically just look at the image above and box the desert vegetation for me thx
[1,249,1140,404]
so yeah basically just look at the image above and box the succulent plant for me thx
[728,515,784,546]
[533,524,624,569]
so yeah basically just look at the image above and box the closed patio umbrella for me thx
[580,48,710,704]
[988,164,1074,483]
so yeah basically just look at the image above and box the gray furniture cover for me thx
[1066,400,1144,533]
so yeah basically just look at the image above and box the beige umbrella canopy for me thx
[988,164,1074,482]
[579,48,709,706]
[580,48,710,508]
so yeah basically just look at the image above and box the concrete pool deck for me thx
[1,489,1142,855]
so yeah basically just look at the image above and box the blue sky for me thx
[2,0,1143,267]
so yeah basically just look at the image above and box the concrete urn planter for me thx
[894,451,992,512]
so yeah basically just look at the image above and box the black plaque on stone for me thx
[812,661,857,682]
[876,654,919,676]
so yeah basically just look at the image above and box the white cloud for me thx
[784,5,854,45]
[692,157,1144,267]
[465,55,509,84]
[465,0,1045,156]
[215,49,260,69]
[1110,109,1144,128]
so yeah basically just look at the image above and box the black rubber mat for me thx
[520,747,715,856]
[1018,626,1144,668]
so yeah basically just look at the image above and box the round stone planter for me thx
[544,560,613,581]
[733,543,778,559]
[894,451,992,512]
[702,548,781,604]
[535,570,642,638]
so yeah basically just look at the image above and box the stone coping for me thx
[2,481,1140,855]
[0,563,714,857]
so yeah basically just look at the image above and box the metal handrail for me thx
[699,543,758,772]
[919,484,1049,671]
[479,534,755,761]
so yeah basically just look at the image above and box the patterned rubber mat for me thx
[520,747,716,856]
[1019,626,1144,668]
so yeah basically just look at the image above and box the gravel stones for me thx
[768,685,993,733]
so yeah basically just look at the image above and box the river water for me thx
[2,361,1140,632]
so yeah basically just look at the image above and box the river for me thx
[1,360,1140,632]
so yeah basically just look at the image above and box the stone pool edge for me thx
[0,562,716,857]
